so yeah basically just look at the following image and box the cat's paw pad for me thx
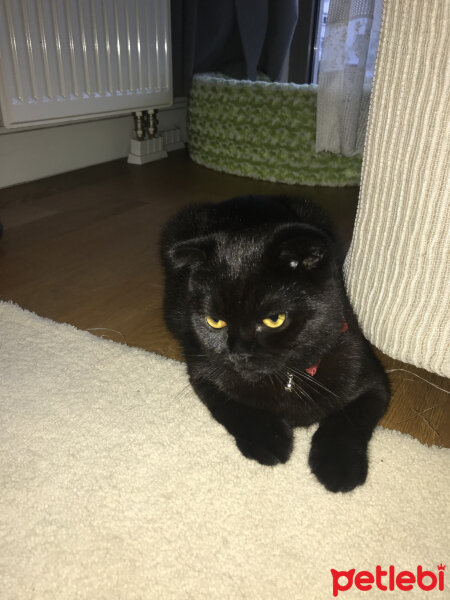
[308,430,368,493]
[236,417,293,466]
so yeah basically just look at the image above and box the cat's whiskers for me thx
[267,373,279,395]
[288,377,323,412]
[273,367,328,418]
[272,371,288,392]
[278,364,345,418]
[173,381,195,401]
[272,369,310,403]
[293,380,314,402]
[272,366,361,429]
[286,365,341,401]
[208,362,232,392]
[295,383,328,416]
[208,363,224,379]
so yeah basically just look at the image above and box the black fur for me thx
[160,195,389,492]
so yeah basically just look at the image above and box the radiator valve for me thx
[132,111,146,141]
[145,109,159,139]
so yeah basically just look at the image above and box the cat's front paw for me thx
[308,428,368,493]
[236,416,294,466]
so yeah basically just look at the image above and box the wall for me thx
[0,98,187,189]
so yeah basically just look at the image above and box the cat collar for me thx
[285,319,349,391]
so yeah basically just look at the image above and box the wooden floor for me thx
[1,150,449,447]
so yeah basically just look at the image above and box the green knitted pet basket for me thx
[188,74,361,187]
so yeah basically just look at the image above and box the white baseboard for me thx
[0,97,187,189]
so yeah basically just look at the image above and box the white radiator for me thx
[0,0,172,128]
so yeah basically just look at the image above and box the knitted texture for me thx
[1,302,450,599]
[344,0,450,377]
[188,74,362,187]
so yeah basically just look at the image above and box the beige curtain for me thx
[316,0,382,156]
[344,0,450,377]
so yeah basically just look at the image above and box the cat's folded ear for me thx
[271,224,331,271]
[167,235,216,269]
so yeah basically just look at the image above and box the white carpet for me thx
[1,301,449,599]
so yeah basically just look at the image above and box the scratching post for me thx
[344,0,450,377]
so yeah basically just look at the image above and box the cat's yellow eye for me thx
[205,316,227,329]
[262,313,286,329]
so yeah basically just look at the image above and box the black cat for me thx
[160,195,389,492]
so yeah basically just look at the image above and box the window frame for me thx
[288,0,321,84]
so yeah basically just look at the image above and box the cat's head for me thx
[168,222,345,381]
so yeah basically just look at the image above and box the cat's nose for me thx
[228,335,253,358]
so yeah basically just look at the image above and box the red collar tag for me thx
[305,363,319,377]
[305,319,348,377]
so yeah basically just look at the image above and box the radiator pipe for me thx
[146,109,159,139]
[132,111,146,141]
[132,109,159,140]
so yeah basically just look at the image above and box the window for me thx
[311,0,330,83]
[287,0,327,85]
